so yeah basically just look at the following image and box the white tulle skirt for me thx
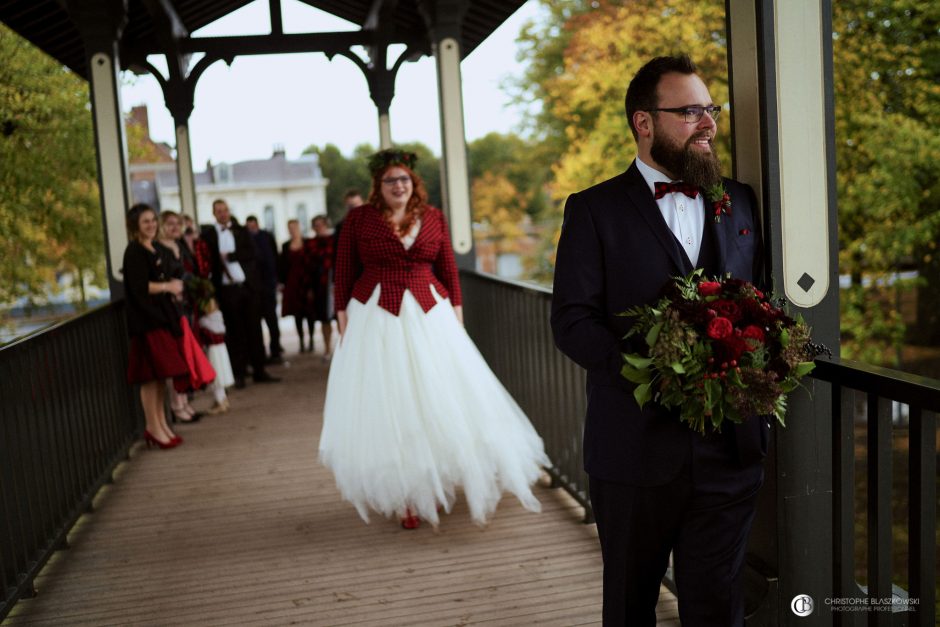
[205,343,234,388]
[320,284,549,526]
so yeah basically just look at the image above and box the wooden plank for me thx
[4,337,679,625]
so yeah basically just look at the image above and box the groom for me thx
[551,55,768,626]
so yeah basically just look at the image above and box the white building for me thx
[157,147,328,243]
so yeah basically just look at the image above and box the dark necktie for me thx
[654,181,699,200]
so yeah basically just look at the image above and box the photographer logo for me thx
[791,594,814,617]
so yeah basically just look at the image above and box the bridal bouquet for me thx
[185,276,216,314]
[620,270,822,433]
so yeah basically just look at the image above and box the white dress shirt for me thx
[635,157,705,266]
[214,222,247,285]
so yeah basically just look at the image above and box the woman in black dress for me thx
[306,215,336,359]
[279,219,315,352]
[123,204,215,449]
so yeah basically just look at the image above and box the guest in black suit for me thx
[245,215,284,364]
[200,199,280,389]
[551,55,768,626]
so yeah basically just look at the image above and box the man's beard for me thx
[650,127,723,189]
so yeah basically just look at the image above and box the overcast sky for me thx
[120,0,541,166]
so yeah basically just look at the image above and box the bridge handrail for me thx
[1,300,141,621]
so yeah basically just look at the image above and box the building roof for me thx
[0,1,527,81]
[157,150,324,189]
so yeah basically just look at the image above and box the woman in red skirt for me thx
[123,204,215,449]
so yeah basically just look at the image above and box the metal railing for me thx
[812,359,938,627]
[461,270,591,519]
[461,269,938,625]
[0,301,141,621]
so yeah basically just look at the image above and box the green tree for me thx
[0,24,105,318]
[514,0,940,368]
[303,143,373,224]
[832,0,940,358]
[513,0,730,200]
[468,131,552,218]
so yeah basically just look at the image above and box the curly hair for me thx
[368,164,428,236]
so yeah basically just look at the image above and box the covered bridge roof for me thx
[0,0,526,80]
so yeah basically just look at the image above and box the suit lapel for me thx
[622,164,691,275]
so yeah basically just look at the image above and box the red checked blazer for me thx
[334,204,462,316]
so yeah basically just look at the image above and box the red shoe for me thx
[401,509,420,530]
[144,430,181,450]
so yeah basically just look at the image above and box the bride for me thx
[319,149,549,529]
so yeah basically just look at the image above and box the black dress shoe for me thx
[253,372,281,384]
[234,377,247,390]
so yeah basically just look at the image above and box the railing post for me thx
[908,407,937,626]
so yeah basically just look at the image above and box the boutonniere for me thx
[703,182,731,224]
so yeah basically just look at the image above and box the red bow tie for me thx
[654,181,699,200]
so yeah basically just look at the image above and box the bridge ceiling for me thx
[0,0,525,80]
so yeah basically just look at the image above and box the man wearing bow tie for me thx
[551,56,767,626]
[201,199,280,389]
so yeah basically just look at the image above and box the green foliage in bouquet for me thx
[185,276,215,315]
[620,270,821,433]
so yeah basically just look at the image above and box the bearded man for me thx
[551,55,768,626]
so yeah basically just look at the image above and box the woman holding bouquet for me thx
[157,210,206,423]
[319,149,548,530]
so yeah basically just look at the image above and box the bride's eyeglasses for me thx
[381,175,411,186]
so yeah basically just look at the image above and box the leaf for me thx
[621,362,651,385]
[670,361,686,374]
[624,353,653,369]
[794,361,816,377]
[645,321,663,347]
[633,383,652,408]
[779,328,790,348]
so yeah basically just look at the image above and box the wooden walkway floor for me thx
[5,328,679,626]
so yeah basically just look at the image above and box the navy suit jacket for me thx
[551,163,769,486]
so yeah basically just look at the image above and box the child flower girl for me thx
[197,297,234,414]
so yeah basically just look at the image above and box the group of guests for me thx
[279,210,347,357]
[122,193,350,448]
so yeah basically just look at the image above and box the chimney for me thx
[206,159,214,183]
[272,144,286,159]
[130,105,149,131]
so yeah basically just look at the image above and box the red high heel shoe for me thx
[144,430,181,450]
[401,508,420,530]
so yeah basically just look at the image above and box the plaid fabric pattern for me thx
[334,204,462,316]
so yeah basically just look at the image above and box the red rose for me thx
[742,325,765,350]
[717,335,748,362]
[712,299,742,323]
[706,317,733,339]
[698,281,722,297]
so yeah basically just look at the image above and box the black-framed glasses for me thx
[647,105,722,124]
[381,175,411,186]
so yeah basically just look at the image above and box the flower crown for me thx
[368,149,418,176]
